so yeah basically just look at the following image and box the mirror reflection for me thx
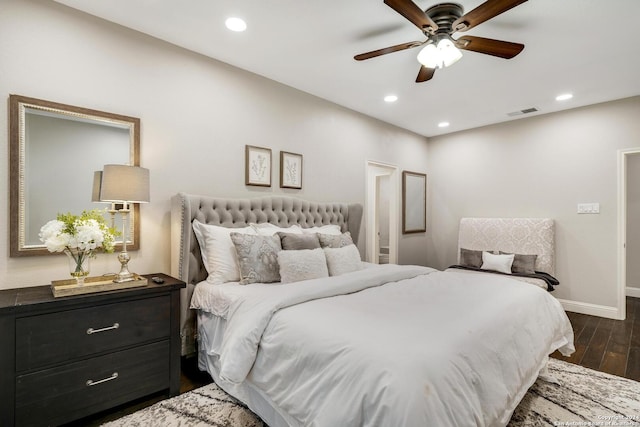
[10,95,140,257]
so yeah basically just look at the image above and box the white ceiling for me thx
[53,0,640,137]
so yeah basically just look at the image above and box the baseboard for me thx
[557,298,622,320]
[626,286,640,298]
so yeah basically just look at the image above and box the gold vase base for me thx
[51,274,148,298]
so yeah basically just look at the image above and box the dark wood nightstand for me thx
[0,273,185,427]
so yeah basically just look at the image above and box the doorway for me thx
[617,148,640,320]
[366,161,398,264]
[625,152,640,298]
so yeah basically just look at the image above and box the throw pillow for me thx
[277,248,329,283]
[500,251,538,274]
[459,248,483,268]
[481,251,515,274]
[301,224,342,235]
[250,223,303,236]
[277,232,321,250]
[324,244,363,276]
[192,220,256,284]
[318,232,354,248]
[230,233,282,285]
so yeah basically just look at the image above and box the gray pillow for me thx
[277,232,321,250]
[460,248,483,268]
[318,231,354,248]
[230,233,282,284]
[500,251,537,274]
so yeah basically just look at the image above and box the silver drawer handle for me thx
[86,372,118,386]
[86,322,119,335]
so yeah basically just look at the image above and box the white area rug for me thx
[102,359,640,427]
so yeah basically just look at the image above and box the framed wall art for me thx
[245,145,272,187]
[402,170,426,234]
[280,151,303,189]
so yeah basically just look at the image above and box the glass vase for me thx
[64,248,91,286]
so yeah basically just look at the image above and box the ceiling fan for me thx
[354,0,528,83]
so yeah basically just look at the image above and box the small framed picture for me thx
[280,151,303,189]
[245,145,272,187]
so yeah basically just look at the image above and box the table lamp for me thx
[93,164,150,283]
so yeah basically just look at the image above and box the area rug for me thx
[102,359,640,427]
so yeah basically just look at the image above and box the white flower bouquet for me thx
[39,210,118,283]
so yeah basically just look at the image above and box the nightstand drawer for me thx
[16,295,170,371]
[15,340,169,427]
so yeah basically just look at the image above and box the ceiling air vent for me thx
[507,107,539,117]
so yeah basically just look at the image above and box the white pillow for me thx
[277,248,329,284]
[251,223,303,236]
[302,224,342,235]
[324,245,363,276]
[481,251,515,274]
[192,220,256,284]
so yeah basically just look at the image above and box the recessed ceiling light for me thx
[384,95,398,103]
[555,93,573,101]
[438,121,450,128]
[225,17,247,32]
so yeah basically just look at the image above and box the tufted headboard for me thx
[458,218,555,275]
[170,192,363,355]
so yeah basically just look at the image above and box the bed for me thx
[448,217,559,291]
[171,193,575,427]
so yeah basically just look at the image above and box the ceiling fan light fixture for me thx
[417,38,462,69]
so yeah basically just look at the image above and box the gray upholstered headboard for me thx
[170,192,363,355]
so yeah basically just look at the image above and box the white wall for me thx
[0,0,430,290]
[627,154,640,289]
[426,96,640,315]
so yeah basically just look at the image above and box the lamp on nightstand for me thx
[93,164,150,283]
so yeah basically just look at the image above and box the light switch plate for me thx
[577,203,600,214]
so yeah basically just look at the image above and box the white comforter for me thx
[206,264,575,427]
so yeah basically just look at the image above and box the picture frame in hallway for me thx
[280,151,303,189]
[245,145,272,187]
[402,170,426,234]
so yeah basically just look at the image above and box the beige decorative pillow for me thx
[278,248,329,284]
[324,245,363,276]
[230,233,282,285]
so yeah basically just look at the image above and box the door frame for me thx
[617,148,640,319]
[365,160,399,264]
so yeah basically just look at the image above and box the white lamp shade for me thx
[99,164,150,203]
[417,44,439,68]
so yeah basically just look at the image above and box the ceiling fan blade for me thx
[384,0,438,34]
[416,66,435,83]
[354,41,424,61]
[452,0,528,32]
[455,35,524,59]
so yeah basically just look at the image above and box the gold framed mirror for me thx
[9,94,141,257]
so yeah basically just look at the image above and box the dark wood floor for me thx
[550,296,640,381]
[67,297,640,426]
